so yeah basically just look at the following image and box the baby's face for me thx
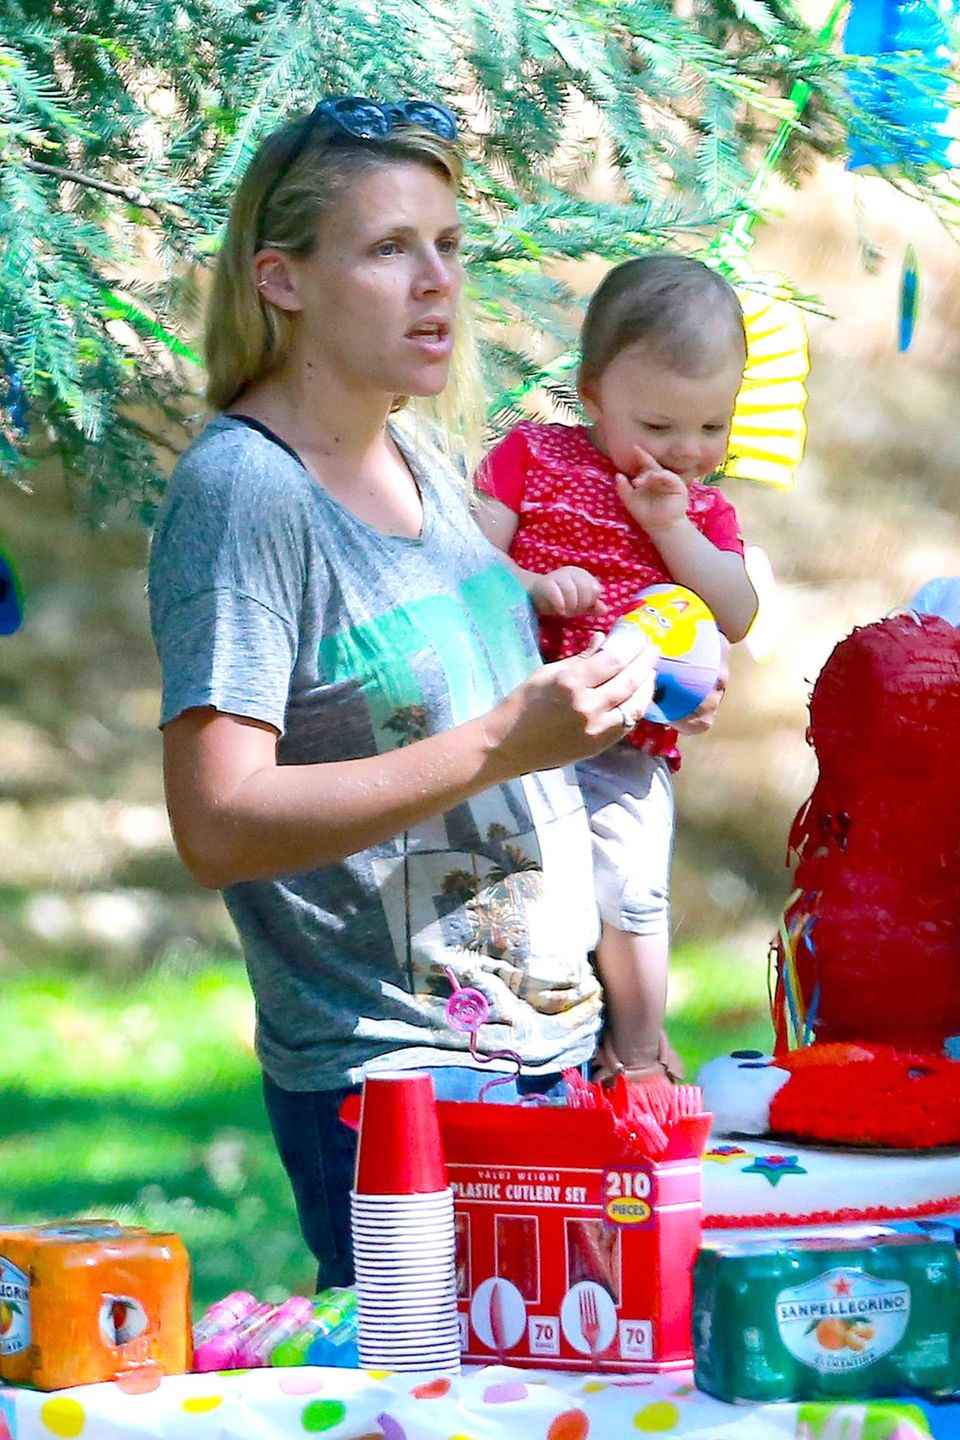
[581,347,743,482]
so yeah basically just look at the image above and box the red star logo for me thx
[830,1275,852,1296]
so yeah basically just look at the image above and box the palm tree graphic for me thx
[451,823,544,974]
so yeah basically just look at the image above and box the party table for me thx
[2,1364,957,1439]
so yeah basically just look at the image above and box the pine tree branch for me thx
[4,0,957,517]
[128,417,186,457]
[21,157,163,214]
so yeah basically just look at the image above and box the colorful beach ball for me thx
[611,583,722,725]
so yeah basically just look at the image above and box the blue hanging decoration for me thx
[0,355,29,452]
[0,547,23,635]
[7,370,28,434]
[844,0,958,172]
[0,353,27,634]
[898,242,921,350]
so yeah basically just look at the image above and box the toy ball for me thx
[604,583,722,725]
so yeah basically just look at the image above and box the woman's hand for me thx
[482,631,657,779]
[528,566,605,619]
[162,623,655,890]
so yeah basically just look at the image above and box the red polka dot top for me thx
[475,421,744,765]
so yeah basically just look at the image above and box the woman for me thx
[149,95,655,1287]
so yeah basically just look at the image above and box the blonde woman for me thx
[148,97,655,1286]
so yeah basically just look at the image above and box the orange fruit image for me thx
[845,1320,875,1349]
[814,1318,848,1350]
[0,1301,13,1335]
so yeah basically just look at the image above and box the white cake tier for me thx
[702,1132,960,1228]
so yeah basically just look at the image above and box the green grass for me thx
[0,942,773,1313]
[667,937,775,1073]
[0,958,316,1310]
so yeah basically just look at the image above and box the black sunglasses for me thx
[256,95,459,245]
[315,96,458,142]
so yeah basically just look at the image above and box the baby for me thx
[475,253,757,1081]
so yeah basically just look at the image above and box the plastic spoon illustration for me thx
[443,968,523,1101]
[488,1279,508,1365]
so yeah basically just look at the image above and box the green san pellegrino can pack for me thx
[693,1226,959,1403]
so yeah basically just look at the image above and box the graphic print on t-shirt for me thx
[318,562,533,737]
[317,561,600,1031]
[369,777,598,1039]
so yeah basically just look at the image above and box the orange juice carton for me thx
[0,1222,126,1384]
[0,1221,191,1389]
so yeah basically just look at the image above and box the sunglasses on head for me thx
[256,95,459,245]
[315,96,458,142]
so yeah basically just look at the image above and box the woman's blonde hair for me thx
[205,113,465,414]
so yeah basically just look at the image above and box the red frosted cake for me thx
[700,591,960,1224]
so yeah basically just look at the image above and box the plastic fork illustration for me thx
[579,1286,603,1365]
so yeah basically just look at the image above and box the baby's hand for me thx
[673,636,730,736]
[615,446,689,536]
[529,566,606,618]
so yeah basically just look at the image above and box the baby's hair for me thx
[579,253,746,390]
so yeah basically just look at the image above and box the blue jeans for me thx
[262,1066,570,1291]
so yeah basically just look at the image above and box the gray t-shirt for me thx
[149,413,602,1090]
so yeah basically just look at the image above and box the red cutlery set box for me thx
[437,1100,710,1373]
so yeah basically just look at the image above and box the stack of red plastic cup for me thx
[350,1072,460,1373]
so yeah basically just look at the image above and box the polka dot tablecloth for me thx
[0,1365,954,1439]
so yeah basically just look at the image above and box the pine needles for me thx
[0,0,956,515]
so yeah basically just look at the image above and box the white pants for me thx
[575,745,674,936]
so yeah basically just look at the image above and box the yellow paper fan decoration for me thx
[725,278,810,489]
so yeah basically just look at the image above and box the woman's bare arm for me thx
[164,641,656,888]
